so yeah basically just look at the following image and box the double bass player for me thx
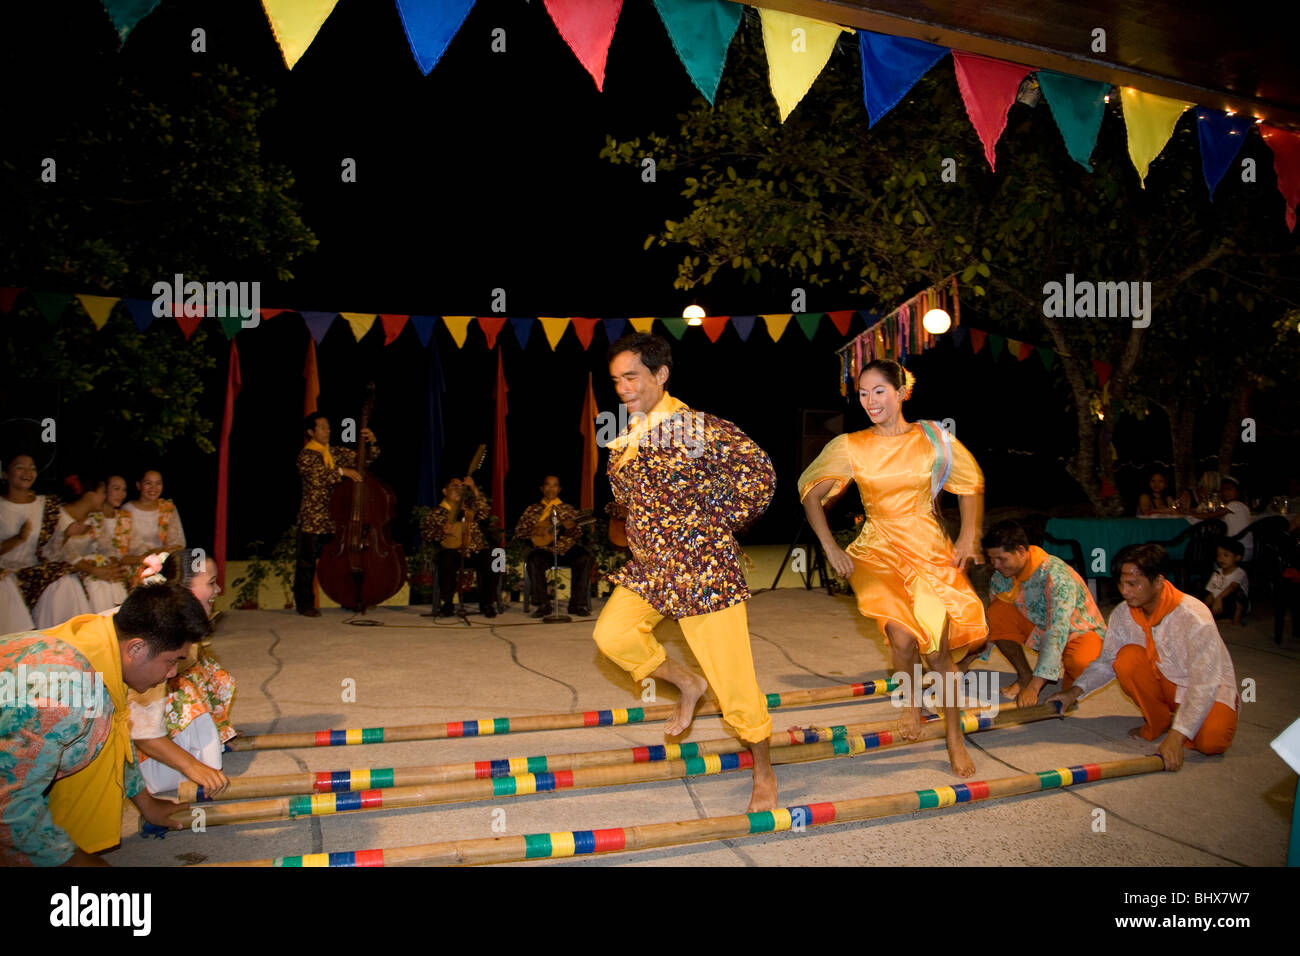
[294,412,378,617]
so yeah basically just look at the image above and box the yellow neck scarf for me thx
[607,391,688,472]
[304,439,335,471]
[45,614,134,854]
[539,498,564,522]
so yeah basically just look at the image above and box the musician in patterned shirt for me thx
[592,334,778,812]
[513,476,594,618]
[294,413,378,617]
[420,476,497,619]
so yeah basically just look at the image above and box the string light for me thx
[682,304,705,325]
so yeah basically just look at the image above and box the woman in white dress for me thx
[41,475,131,613]
[124,469,186,559]
[0,454,91,630]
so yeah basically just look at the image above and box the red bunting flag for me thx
[1017,341,1034,361]
[0,288,22,313]
[951,52,1031,171]
[543,0,623,91]
[1261,125,1300,232]
[700,316,729,342]
[826,310,855,335]
[176,313,203,340]
[477,316,509,350]
[571,317,600,350]
[260,308,292,321]
[379,314,409,345]
[1093,360,1112,386]
[969,327,987,353]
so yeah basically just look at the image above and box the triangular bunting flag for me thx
[0,288,22,314]
[261,0,340,69]
[260,308,291,321]
[1016,340,1034,361]
[759,10,845,122]
[510,316,534,348]
[951,52,1031,171]
[796,313,823,339]
[477,315,509,350]
[219,313,244,340]
[100,0,160,47]
[988,333,1005,358]
[603,317,628,342]
[443,315,473,348]
[1038,347,1055,369]
[858,30,947,128]
[730,315,756,341]
[571,317,600,349]
[393,0,476,76]
[761,313,793,341]
[1261,125,1300,232]
[651,0,741,105]
[1120,87,1193,187]
[1196,109,1254,199]
[301,311,337,345]
[175,313,202,340]
[951,324,968,348]
[411,315,438,347]
[379,314,410,345]
[700,315,729,342]
[660,317,688,340]
[1037,71,1109,171]
[539,316,570,350]
[123,299,155,332]
[543,0,623,91]
[826,310,855,335]
[32,292,73,325]
[628,317,655,333]
[969,327,986,353]
[1093,360,1112,386]
[76,294,118,330]
[340,312,377,342]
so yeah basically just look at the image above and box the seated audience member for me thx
[43,475,130,613]
[1136,470,1180,516]
[0,584,208,865]
[1203,537,1248,625]
[513,475,594,618]
[420,476,496,619]
[124,469,186,560]
[973,520,1105,707]
[1049,543,1238,771]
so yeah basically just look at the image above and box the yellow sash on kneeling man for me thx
[45,614,135,854]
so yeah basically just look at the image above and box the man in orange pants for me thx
[1050,543,1238,770]
[973,521,1105,708]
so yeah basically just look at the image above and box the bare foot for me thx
[898,705,923,740]
[664,672,709,736]
[747,765,778,812]
[1002,680,1021,700]
[947,737,977,777]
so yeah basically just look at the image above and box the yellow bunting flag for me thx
[761,313,794,341]
[339,313,377,342]
[1120,87,1193,187]
[538,317,570,350]
[76,294,118,330]
[628,317,656,334]
[261,0,340,69]
[758,10,847,122]
[442,315,473,348]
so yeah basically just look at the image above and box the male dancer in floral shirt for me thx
[593,334,778,811]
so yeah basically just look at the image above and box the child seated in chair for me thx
[1203,537,1248,625]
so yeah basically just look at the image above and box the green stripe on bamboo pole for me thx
[171,705,1060,827]
[183,702,1055,803]
[192,756,1165,866]
[224,678,900,752]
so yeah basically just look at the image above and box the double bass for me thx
[317,385,408,612]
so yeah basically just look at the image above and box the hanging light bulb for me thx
[922,308,951,334]
[683,304,706,326]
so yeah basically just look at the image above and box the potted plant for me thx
[407,505,438,605]
[230,539,270,609]
[271,525,298,609]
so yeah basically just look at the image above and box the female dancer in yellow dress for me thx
[799,359,987,776]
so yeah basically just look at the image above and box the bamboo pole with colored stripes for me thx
[224,678,900,752]
[183,702,1057,803]
[193,756,1166,866]
[171,705,1060,827]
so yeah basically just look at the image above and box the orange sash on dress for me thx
[1128,579,1184,664]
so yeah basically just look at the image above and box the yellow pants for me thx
[592,586,771,743]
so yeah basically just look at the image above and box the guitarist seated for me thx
[513,475,594,618]
[420,476,496,619]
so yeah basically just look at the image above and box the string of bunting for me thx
[835,275,958,394]
[94,1,1300,230]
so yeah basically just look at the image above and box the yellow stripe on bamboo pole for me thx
[192,756,1165,866]
[171,705,1060,827]
[182,703,1055,803]
[223,678,900,752]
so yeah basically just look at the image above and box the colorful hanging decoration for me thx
[543,0,624,91]
[1037,71,1109,171]
[1120,87,1193,187]
[858,30,947,128]
[758,10,846,122]
[951,52,1032,171]
[652,0,742,105]
[261,0,340,69]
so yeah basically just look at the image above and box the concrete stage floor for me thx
[109,571,1299,867]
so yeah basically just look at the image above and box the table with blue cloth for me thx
[1042,517,1191,581]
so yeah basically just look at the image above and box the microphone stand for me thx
[543,507,571,624]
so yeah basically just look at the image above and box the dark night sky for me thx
[3,1,1294,560]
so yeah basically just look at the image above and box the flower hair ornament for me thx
[134,552,170,587]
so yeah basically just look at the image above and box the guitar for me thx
[530,508,597,548]
[456,444,488,594]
